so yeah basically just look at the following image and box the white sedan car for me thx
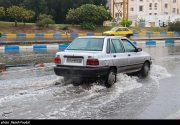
[54,36,152,87]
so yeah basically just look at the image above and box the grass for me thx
[129,26,168,32]
[0,21,169,34]
[0,21,34,27]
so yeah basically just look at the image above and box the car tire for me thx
[104,68,117,88]
[139,62,150,78]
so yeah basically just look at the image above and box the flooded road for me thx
[0,45,180,119]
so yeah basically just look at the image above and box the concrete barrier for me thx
[59,44,69,51]
[36,33,44,38]
[1,40,180,54]
[53,33,61,38]
[160,32,167,37]
[33,45,47,53]
[5,45,20,53]
[165,39,175,46]
[17,34,26,38]
[146,40,156,46]
[1,32,180,40]
[133,41,137,46]
[133,32,139,37]
[70,33,79,39]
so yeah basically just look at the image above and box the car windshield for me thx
[110,27,119,31]
[67,38,104,51]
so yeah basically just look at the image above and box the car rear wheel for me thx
[104,69,117,88]
[139,62,150,78]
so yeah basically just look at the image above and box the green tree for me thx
[36,14,55,28]
[168,21,180,32]
[120,19,132,27]
[23,0,48,19]
[66,4,112,25]
[0,0,108,23]
[0,7,5,17]
[22,9,35,25]
[7,6,25,26]
[0,0,24,8]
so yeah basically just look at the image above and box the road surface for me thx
[0,45,180,119]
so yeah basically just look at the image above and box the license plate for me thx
[67,58,82,63]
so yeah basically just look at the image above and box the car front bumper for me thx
[54,65,109,78]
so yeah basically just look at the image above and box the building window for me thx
[178,9,179,14]
[173,0,176,3]
[149,3,152,10]
[164,12,168,15]
[155,3,158,7]
[149,13,152,15]
[139,6,143,11]
[131,7,134,11]
[173,8,176,13]
[165,4,168,9]
[154,3,158,10]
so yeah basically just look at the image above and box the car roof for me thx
[78,36,127,39]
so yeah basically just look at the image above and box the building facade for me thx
[107,0,180,27]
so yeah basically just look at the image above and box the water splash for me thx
[150,65,171,80]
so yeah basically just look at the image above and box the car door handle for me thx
[128,54,131,57]
[113,55,117,58]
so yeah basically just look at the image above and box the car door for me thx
[121,39,144,72]
[116,28,124,36]
[116,28,127,37]
[107,38,128,73]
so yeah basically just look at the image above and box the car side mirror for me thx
[136,48,142,52]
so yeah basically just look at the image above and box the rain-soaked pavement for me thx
[0,44,180,119]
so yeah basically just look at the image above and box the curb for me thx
[0,40,179,54]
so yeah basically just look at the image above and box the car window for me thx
[123,28,128,31]
[106,39,110,53]
[111,39,124,53]
[122,39,136,52]
[117,28,123,31]
[67,38,104,51]
[110,27,119,31]
[110,40,116,53]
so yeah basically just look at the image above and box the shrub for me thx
[168,21,180,32]
[36,14,55,28]
[81,22,96,30]
[66,4,112,25]
[0,7,5,17]
[62,26,69,30]
[120,19,132,27]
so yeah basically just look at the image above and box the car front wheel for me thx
[139,62,150,78]
[104,69,117,88]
